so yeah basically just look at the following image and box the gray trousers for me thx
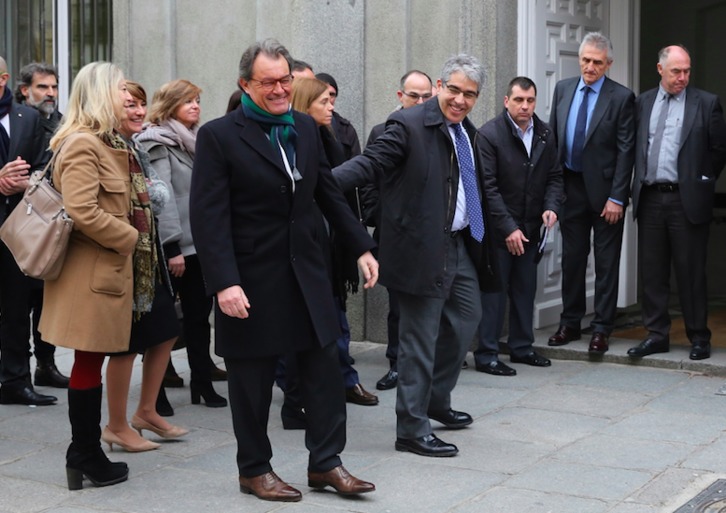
[395,236,482,439]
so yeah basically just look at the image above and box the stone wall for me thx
[113,0,519,342]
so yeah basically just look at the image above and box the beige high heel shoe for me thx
[101,426,160,452]
[130,415,189,439]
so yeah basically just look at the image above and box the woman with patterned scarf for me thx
[38,62,140,490]
[101,80,188,454]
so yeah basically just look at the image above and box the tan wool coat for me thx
[39,132,139,352]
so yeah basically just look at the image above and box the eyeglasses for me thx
[401,91,433,101]
[248,75,294,91]
[443,82,479,101]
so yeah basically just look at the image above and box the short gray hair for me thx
[579,32,613,63]
[239,38,293,81]
[440,54,486,92]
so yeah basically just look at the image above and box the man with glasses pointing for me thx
[334,55,498,457]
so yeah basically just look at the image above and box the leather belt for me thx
[645,183,679,192]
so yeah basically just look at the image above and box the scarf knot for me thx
[241,93,297,167]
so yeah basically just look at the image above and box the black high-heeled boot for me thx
[190,381,227,408]
[156,385,174,417]
[66,386,129,490]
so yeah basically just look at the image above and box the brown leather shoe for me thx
[345,384,379,406]
[308,465,375,495]
[588,332,609,354]
[239,471,302,502]
[548,325,581,346]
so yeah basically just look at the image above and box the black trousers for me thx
[559,173,625,335]
[638,188,710,344]
[385,288,400,370]
[226,341,346,478]
[173,254,213,383]
[0,242,53,387]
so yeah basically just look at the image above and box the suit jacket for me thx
[1,102,46,222]
[632,86,726,224]
[477,110,563,244]
[189,107,375,359]
[334,99,498,298]
[550,76,635,211]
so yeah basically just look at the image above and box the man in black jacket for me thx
[0,56,57,405]
[474,77,563,376]
[335,54,497,458]
[365,69,435,391]
[14,61,68,388]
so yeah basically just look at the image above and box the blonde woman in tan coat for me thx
[40,62,143,490]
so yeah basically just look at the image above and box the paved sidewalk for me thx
[1,333,725,513]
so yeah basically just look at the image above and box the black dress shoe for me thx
[548,325,581,346]
[588,332,609,354]
[376,369,398,390]
[395,434,458,457]
[627,338,670,358]
[476,360,517,376]
[34,359,70,388]
[428,409,473,429]
[0,385,57,405]
[510,351,551,367]
[690,341,711,360]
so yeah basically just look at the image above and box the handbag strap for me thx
[43,138,68,189]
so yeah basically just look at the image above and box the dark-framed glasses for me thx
[249,75,294,91]
[401,91,433,101]
[443,82,478,101]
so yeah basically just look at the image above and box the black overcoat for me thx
[334,99,498,298]
[190,108,375,359]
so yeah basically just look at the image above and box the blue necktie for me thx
[452,123,484,242]
[570,85,591,172]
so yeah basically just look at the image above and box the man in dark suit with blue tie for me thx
[547,32,635,355]
[628,45,726,360]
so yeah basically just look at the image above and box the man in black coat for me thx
[14,61,68,389]
[628,45,726,360]
[190,39,378,503]
[0,57,57,406]
[364,69,435,391]
[335,54,497,458]
[474,77,563,376]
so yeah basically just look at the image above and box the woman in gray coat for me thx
[136,80,226,408]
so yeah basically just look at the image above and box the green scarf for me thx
[241,92,297,168]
